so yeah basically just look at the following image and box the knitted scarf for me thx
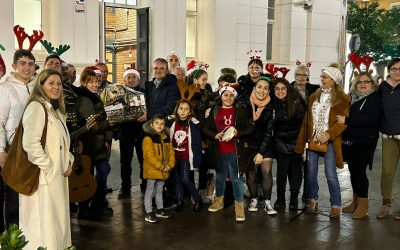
[250,90,270,121]
[312,88,332,140]
[350,89,374,105]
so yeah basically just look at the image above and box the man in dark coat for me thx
[290,64,319,100]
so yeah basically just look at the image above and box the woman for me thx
[246,77,276,214]
[295,66,349,219]
[337,72,381,219]
[20,69,73,249]
[237,58,265,97]
[75,67,113,221]
[203,85,254,222]
[271,78,306,211]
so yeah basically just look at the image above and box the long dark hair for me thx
[272,78,306,119]
[173,99,193,128]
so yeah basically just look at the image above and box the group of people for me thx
[1,45,400,249]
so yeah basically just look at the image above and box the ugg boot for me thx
[342,193,357,213]
[208,196,224,212]
[376,198,392,219]
[235,201,245,222]
[352,197,368,219]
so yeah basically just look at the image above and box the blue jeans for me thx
[308,143,341,208]
[215,153,244,202]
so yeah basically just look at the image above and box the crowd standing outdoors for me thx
[1,34,400,247]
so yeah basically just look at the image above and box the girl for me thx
[142,114,175,223]
[170,100,202,212]
[203,85,254,222]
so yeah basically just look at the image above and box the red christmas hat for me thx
[186,60,209,76]
[124,67,140,79]
[85,66,102,74]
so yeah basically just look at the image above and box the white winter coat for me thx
[0,73,35,151]
[19,101,74,250]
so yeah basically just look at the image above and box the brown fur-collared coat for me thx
[295,87,350,168]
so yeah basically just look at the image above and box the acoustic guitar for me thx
[67,113,103,202]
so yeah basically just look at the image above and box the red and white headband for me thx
[218,86,238,97]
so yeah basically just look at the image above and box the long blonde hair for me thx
[25,69,66,115]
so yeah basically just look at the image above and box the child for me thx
[142,114,175,223]
[202,85,254,222]
[170,100,202,212]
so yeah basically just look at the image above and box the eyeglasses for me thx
[295,74,308,78]
[357,80,372,84]
[274,87,287,92]
[389,67,400,73]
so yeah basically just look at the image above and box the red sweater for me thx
[215,107,236,154]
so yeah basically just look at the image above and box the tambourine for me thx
[221,127,236,142]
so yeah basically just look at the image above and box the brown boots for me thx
[208,196,224,212]
[342,193,357,213]
[352,197,368,219]
[235,201,245,222]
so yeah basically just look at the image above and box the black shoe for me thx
[289,197,299,211]
[78,210,102,221]
[145,212,160,223]
[102,206,114,216]
[175,201,185,212]
[193,200,202,213]
[156,209,173,219]
[274,199,286,210]
[164,199,177,210]
[70,203,79,214]
[118,189,131,199]
[106,187,113,194]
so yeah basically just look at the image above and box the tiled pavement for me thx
[71,140,400,250]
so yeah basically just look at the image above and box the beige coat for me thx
[20,101,74,250]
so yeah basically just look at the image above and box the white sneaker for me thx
[248,198,258,212]
[264,200,277,215]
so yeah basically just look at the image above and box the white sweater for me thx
[0,73,35,152]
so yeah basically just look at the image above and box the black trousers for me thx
[275,152,303,199]
[0,176,19,230]
[343,141,374,198]
[119,133,143,191]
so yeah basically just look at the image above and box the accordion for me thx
[100,84,146,124]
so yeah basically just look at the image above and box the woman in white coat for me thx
[20,69,74,250]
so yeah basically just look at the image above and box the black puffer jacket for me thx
[273,98,306,154]
[145,74,180,119]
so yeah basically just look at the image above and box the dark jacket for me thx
[191,85,218,127]
[290,81,319,100]
[202,101,254,173]
[237,73,271,98]
[75,87,112,161]
[342,91,381,144]
[274,98,306,155]
[379,81,400,135]
[170,119,202,169]
[145,74,180,119]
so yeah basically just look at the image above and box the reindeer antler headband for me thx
[296,59,312,68]
[348,52,374,75]
[247,50,262,60]
[40,40,70,56]
[265,63,290,79]
[13,25,44,51]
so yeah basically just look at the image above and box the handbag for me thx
[1,102,48,195]
[308,136,328,153]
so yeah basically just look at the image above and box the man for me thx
[145,58,180,119]
[0,49,36,229]
[145,58,180,201]
[291,64,319,100]
[377,57,400,219]
[95,62,113,93]
[173,66,186,82]
[167,51,180,73]
[118,68,147,198]
[43,54,62,73]
[67,64,77,85]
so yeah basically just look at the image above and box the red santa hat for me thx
[85,66,102,74]
[124,67,140,79]
[218,84,238,97]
